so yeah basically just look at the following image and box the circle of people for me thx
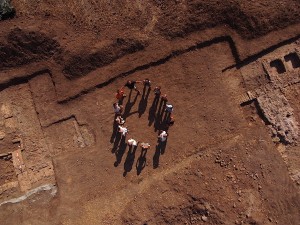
[113,79,175,151]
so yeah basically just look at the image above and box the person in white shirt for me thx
[118,125,128,137]
[127,138,138,147]
[158,130,168,142]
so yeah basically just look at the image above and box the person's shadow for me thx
[112,131,121,153]
[138,85,151,117]
[114,136,127,167]
[123,145,138,177]
[148,95,160,126]
[163,110,171,124]
[153,138,168,169]
[153,144,161,169]
[110,115,118,143]
[123,90,139,119]
[136,148,148,175]
[154,98,166,131]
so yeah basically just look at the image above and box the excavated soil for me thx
[0,1,300,225]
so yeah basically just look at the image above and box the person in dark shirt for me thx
[154,86,161,96]
[161,94,168,102]
[124,80,142,94]
[143,78,151,88]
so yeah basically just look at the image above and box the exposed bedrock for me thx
[257,91,299,144]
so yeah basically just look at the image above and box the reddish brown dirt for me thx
[0,158,15,185]
[0,1,300,225]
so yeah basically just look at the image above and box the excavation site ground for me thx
[0,1,300,225]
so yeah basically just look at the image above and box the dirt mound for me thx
[63,38,147,79]
[0,28,60,69]
[122,195,224,225]
[155,0,300,39]
[10,1,300,40]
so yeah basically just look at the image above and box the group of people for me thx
[112,78,175,151]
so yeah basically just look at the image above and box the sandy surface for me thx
[0,1,300,225]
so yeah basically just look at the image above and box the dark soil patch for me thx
[63,38,147,79]
[155,0,300,39]
[0,28,60,69]
[0,158,15,186]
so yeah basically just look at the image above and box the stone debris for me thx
[1,103,13,119]
[201,215,208,222]
[0,130,5,140]
[257,91,299,144]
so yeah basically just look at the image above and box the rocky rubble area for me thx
[257,91,299,144]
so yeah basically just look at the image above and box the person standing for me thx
[118,125,128,137]
[161,94,168,102]
[158,130,168,142]
[113,103,123,115]
[167,116,175,126]
[127,138,138,147]
[165,102,173,113]
[141,142,151,150]
[124,80,142,95]
[115,89,126,103]
[115,115,125,125]
[143,78,151,88]
[154,86,161,97]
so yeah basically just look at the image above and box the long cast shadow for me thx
[138,85,151,117]
[153,139,168,169]
[154,98,167,131]
[148,95,160,126]
[123,145,138,177]
[114,136,127,167]
[153,144,161,169]
[110,115,118,143]
[136,148,148,175]
[123,89,139,119]
[112,132,121,153]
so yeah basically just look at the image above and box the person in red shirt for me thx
[161,94,168,102]
[115,89,126,103]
